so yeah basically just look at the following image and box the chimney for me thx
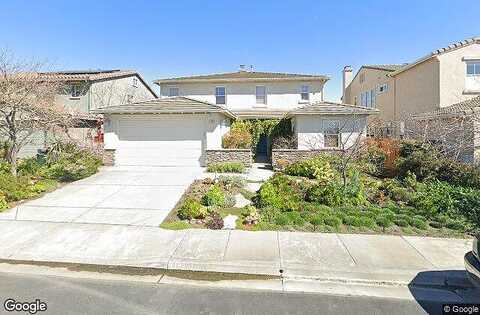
[342,66,353,103]
[239,64,246,72]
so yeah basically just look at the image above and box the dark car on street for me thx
[465,234,480,287]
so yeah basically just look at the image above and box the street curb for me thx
[0,258,473,290]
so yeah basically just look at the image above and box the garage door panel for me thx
[115,117,206,167]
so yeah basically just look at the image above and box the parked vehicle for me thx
[465,234,480,287]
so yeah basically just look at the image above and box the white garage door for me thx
[115,116,206,166]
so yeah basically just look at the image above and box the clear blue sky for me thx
[1,0,478,101]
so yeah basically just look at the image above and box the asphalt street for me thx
[0,272,447,315]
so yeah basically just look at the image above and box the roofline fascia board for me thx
[154,77,330,85]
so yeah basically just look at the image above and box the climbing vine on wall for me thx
[223,118,292,152]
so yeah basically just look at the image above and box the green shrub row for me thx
[207,162,246,173]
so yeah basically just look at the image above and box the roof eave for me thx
[154,76,330,85]
[95,109,236,119]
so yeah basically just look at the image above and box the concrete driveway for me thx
[0,166,204,226]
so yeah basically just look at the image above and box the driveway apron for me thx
[0,166,203,226]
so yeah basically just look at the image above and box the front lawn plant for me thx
[207,162,246,173]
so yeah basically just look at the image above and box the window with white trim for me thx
[301,85,310,101]
[370,89,376,108]
[168,87,179,97]
[361,90,376,108]
[255,86,267,105]
[467,62,480,76]
[377,83,388,93]
[323,120,340,148]
[215,86,226,105]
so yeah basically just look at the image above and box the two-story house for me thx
[154,68,328,119]
[96,68,377,167]
[20,69,157,157]
[342,37,480,135]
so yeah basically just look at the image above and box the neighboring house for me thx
[342,37,480,134]
[96,68,378,167]
[20,69,157,157]
[43,69,157,113]
[412,96,480,164]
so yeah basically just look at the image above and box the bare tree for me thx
[301,114,370,186]
[0,49,74,175]
[403,111,480,163]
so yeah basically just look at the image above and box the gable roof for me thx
[287,101,379,117]
[154,71,329,85]
[40,70,158,98]
[92,96,236,118]
[413,96,480,119]
[390,37,480,76]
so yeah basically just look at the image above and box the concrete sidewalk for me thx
[0,220,472,287]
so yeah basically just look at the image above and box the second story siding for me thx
[159,81,325,111]
[156,70,328,113]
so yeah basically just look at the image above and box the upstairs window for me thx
[215,86,226,105]
[255,86,267,105]
[377,83,388,94]
[467,62,480,76]
[168,87,179,97]
[361,90,376,108]
[370,89,376,108]
[301,85,310,101]
[133,77,138,88]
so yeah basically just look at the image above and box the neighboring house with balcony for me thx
[342,37,480,135]
[96,68,377,167]
[20,69,157,157]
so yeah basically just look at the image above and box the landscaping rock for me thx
[234,193,251,208]
[246,182,262,193]
[223,215,238,230]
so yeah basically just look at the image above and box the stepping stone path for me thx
[234,193,252,208]
[223,214,238,230]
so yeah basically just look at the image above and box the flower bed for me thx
[162,140,479,237]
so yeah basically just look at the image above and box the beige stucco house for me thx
[96,68,377,167]
[342,37,480,134]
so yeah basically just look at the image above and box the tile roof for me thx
[155,71,329,84]
[288,101,379,116]
[40,70,138,82]
[413,96,480,118]
[39,69,158,97]
[363,64,409,72]
[92,96,236,118]
[390,37,480,76]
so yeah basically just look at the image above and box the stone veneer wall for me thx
[271,149,343,170]
[205,149,253,167]
[103,149,116,166]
